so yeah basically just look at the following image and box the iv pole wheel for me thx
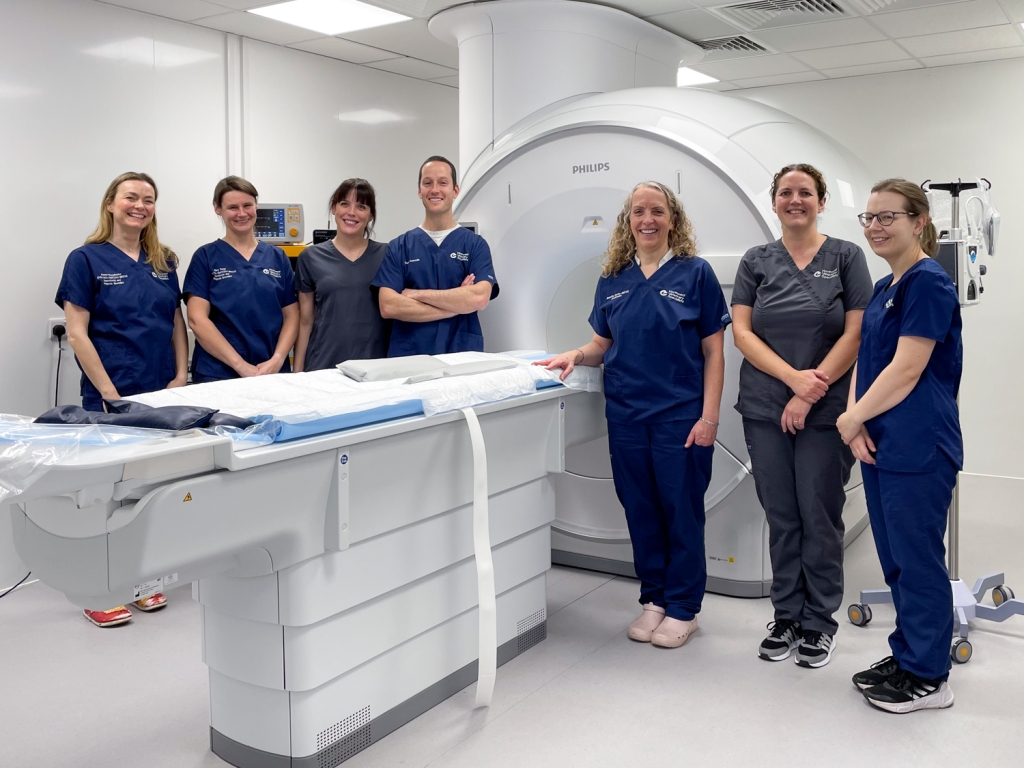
[951,638,973,664]
[848,604,872,627]
[992,586,1014,606]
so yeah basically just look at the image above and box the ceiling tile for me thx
[430,74,460,87]
[920,44,1024,65]
[793,39,912,69]
[366,56,458,79]
[753,18,887,52]
[647,8,742,40]
[822,60,925,78]
[998,0,1024,22]
[96,0,227,20]
[603,0,702,17]
[288,36,402,64]
[693,53,810,79]
[193,11,322,45]
[729,71,826,88]
[869,0,1010,37]
[898,23,1022,56]
[208,0,281,9]
[340,18,458,67]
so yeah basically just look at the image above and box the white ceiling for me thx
[94,0,1024,90]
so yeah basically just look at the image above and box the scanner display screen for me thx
[255,208,285,239]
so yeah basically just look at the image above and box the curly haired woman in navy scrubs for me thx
[838,179,963,713]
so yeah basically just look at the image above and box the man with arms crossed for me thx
[374,156,497,356]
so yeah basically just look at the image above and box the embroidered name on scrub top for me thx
[589,255,731,425]
[183,239,296,382]
[856,258,963,472]
[373,227,497,357]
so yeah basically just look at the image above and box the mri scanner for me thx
[0,3,888,767]
[433,0,879,597]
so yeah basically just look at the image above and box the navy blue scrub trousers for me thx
[862,455,958,680]
[608,419,714,621]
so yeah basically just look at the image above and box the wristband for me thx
[699,417,719,428]
[574,349,585,365]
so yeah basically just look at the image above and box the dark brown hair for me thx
[213,175,259,207]
[770,163,827,204]
[870,178,939,256]
[328,178,377,237]
[418,155,457,187]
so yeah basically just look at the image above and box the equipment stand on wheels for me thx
[846,179,1024,664]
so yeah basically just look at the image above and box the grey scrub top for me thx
[296,239,390,370]
[732,236,873,426]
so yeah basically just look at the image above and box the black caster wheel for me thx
[993,586,1015,606]
[848,604,872,627]
[951,638,973,664]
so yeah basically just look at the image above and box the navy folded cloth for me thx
[35,403,221,431]
[102,399,254,429]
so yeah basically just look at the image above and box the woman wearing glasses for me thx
[839,179,962,714]
[732,164,873,668]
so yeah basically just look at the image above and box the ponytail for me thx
[870,178,937,256]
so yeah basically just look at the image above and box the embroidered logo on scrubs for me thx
[98,272,128,286]
[606,290,630,301]
[150,271,169,281]
[814,269,839,279]
[659,289,686,304]
[885,298,894,309]
[263,268,282,278]
[212,267,236,281]
[405,259,420,265]
[450,252,469,262]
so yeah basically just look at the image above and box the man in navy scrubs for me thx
[373,156,496,356]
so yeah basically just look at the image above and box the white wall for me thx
[738,58,1024,480]
[0,0,457,589]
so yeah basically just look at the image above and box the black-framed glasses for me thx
[857,211,918,227]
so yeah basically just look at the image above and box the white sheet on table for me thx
[127,352,602,422]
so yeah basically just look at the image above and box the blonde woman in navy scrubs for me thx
[538,181,729,649]
[732,164,873,668]
[55,171,187,627]
[839,179,962,714]
[185,177,298,382]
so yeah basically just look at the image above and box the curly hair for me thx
[770,163,827,203]
[603,181,698,277]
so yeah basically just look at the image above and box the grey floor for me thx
[2,473,1022,767]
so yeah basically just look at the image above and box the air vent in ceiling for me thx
[694,36,768,53]
[710,0,847,31]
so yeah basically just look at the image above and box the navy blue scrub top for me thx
[55,242,181,407]
[589,255,731,425]
[856,258,963,472]
[372,227,496,357]
[183,240,296,382]
[732,237,873,426]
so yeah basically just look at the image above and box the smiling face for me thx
[772,171,824,231]
[107,179,156,235]
[863,190,924,261]
[333,189,372,238]
[629,185,674,257]
[417,161,458,216]
[215,190,257,237]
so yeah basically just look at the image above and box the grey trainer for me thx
[794,630,835,668]
[758,619,801,661]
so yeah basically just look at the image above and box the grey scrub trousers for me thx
[296,239,390,370]
[732,236,873,634]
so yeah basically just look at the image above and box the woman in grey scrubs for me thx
[293,178,390,371]
[732,164,873,669]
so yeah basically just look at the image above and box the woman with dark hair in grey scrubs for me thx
[293,179,390,371]
[732,164,873,669]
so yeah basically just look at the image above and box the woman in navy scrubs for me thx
[55,171,187,626]
[538,181,729,649]
[185,177,298,382]
[838,178,962,713]
[293,178,389,371]
[732,164,873,668]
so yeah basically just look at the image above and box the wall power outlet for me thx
[49,317,66,341]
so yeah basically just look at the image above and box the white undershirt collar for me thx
[635,249,675,269]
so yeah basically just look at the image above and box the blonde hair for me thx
[603,181,697,277]
[870,178,939,257]
[86,172,176,273]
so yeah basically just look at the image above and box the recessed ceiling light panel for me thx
[250,0,410,36]
[677,67,719,87]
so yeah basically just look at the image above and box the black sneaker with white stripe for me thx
[793,630,835,668]
[862,669,954,714]
[852,656,900,690]
[758,619,801,661]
